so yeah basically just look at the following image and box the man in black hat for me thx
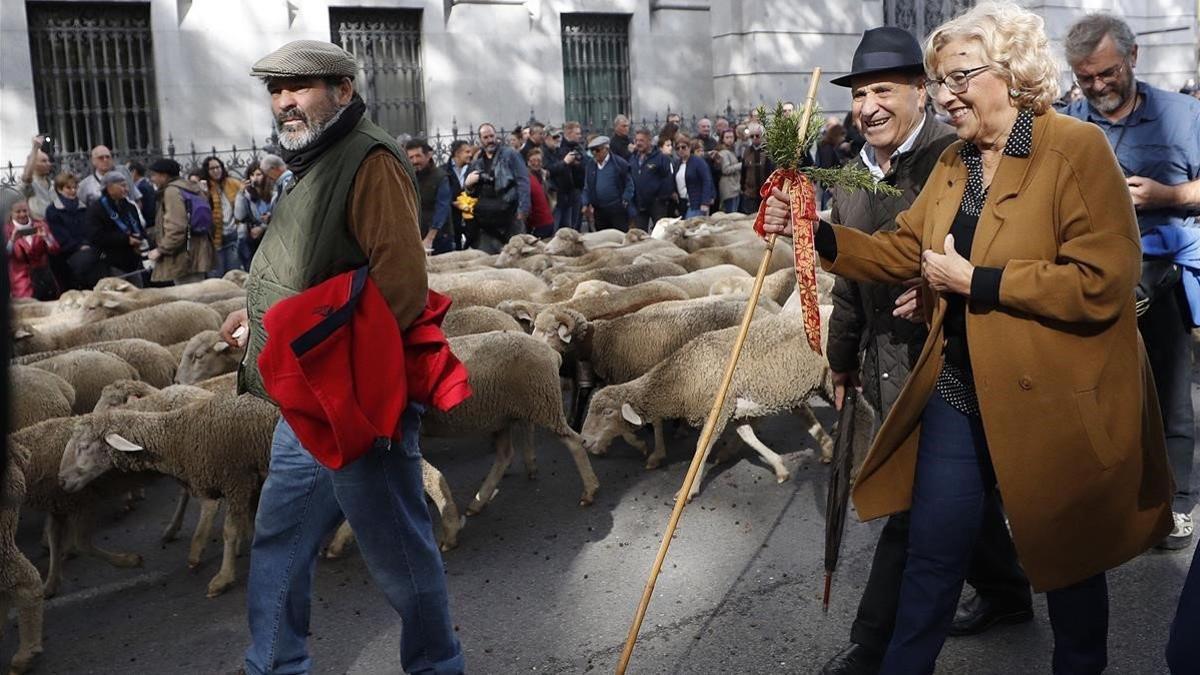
[819,26,1032,675]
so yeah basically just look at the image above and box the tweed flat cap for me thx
[587,135,611,149]
[250,40,358,79]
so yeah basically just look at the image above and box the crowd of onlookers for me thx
[6,135,290,299]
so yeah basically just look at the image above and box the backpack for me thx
[177,188,213,236]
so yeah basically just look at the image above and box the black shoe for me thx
[949,592,1033,637]
[819,643,882,675]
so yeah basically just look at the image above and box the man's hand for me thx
[464,171,480,188]
[128,235,142,248]
[422,231,437,252]
[761,187,796,237]
[1127,175,1178,211]
[921,235,973,296]
[516,211,528,224]
[893,278,925,323]
[700,204,710,215]
[583,205,594,223]
[564,152,578,165]
[249,226,265,239]
[831,370,862,412]
[32,135,45,150]
[220,308,249,348]
[147,249,162,261]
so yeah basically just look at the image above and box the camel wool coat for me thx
[824,111,1173,592]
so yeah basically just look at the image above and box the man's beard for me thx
[275,97,347,151]
[1085,70,1135,114]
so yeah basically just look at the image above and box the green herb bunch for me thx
[755,102,902,197]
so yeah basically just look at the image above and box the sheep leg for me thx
[735,424,791,483]
[467,427,515,516]
[205,506,245,598]
[41,515,66,598]
[517,422,538,479]
[686,417,730,502]
[645,419,668,470]
[556,429,600,507]
[325,520,356,560]
[620,430,649,457]
[161,487,191,543]
[796,404,835,463]
[187,498,221,569]
[69,513,142,569]
[422,460,463,552]
[4,551,45,674]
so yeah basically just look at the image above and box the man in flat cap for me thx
[218,39,463,675]
[818,27,1032,675]
[581,135,634,232]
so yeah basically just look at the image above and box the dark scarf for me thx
[279,94,366,181]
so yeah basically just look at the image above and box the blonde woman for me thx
[763,2,1171,671]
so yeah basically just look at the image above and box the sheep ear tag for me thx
[621,403,643,426]
[102,299,121,309]
[105,433,144,453]
[557,324,572,343]
[212,341,230,353]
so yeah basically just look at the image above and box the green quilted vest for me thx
[238,116,414,401]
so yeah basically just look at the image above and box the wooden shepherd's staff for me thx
[613,68,824,675]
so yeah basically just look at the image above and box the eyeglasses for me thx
[926,65,991,95]
[1074,61,1126,88]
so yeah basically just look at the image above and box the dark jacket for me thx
[547,141,586,193]
[443,160,467,242]
[631,147,675,210]
[85,196,146,273]
[682,155,716,211]
[739,145,776,197]
[825,113,957,415]
[610,133,633,161]
[582,153,634,208]
[45,196,88,255]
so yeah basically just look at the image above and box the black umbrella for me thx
[824,388,867,611]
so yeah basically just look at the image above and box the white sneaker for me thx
[1158,512,1194,550]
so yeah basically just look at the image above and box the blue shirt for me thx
[1064,80,1200,231]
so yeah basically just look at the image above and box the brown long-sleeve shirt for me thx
[346,148,428,331]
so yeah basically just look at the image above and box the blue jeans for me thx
[685,207,705,219]
[882,388,1107,674]
[554,189,582,231]
[208,241,241,278]
[243,410,464,675]
[721,196,739,214]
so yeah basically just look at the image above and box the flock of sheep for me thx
[2,213,849,674]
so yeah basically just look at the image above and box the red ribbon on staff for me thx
[752,168,823,355]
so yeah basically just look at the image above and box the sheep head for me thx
[624,228,650,244]
[530,308,587,355]
[94,379,159,412]
[570,280,614,299]
[495,300,538,332]
[54,289,90,313]
[495,234,544,267]
[649,218,681,240]
[78,291,130,323]
[175,329,244,384]
[709,277,753,297]
[10,325,51,356]
[544,228,586,256]
[580,386,645,456]
[58,415,132,493]
[223,269,249,288]
[93,277,136,293]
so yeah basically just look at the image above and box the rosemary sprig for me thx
[755,101,903,198]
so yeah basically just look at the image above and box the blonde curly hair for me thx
[924,1,1060,114]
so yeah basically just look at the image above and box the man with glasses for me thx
[818,27,1032,675]
[738,122,773,214]
[1064,14,1200,552]
[77,145,142,208]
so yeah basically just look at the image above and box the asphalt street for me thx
[3,391,1196,674]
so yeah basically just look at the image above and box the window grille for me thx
[331,8,426,137]
[561,13,632,131]
[883,0,975,40]
[26,1,161,159]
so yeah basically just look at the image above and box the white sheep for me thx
[580,312,841,500]
[570,266,748,301]
[680,238,795,275]
[173,330,245,385]
[12,301,223,356]
[195,372,237,393]
[441,306,524,337]
[651,218,760,253]
[56,393,278,597]
[93,276,242,301]
[544,260,689,298]
[207,296,247,319]
[440,279,542,310]
[1,443,44,675]
[222,269,248,287]
[14,338,179,389]
[429,266,548,299]
[9,366,75,430]
[421,332,601,515]
[497,280,690,332]
[543,227,625,256]
[31,351,140,414]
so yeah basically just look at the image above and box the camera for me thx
[14,225,36,237]
[39,134,52,155]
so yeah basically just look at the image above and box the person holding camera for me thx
[465,122,530,253]
[21,135,56,220]
[6,199,60,300]
[548,121,587,231]
[234,159,274,270]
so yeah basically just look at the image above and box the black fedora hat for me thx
[831,26,925,87]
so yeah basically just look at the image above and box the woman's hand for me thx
[921,234,974,296]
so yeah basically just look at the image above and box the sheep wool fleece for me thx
[239,116,413,401]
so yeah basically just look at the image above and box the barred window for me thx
[331,8,426,137]
[884,0,976,40]
[561,13,631,131]
[26,1,161,158]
